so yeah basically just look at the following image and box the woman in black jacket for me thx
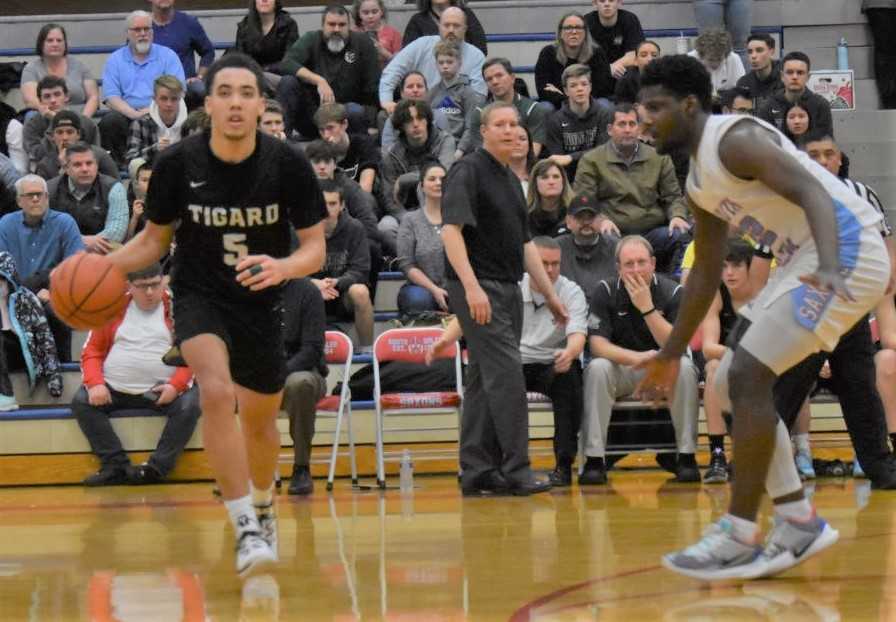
[535,12,613,110]
[233,0,299,90]
[401,0,487,55]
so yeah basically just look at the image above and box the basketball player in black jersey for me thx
[107,53,326,577]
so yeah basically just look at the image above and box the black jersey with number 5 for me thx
[145,131,325,306]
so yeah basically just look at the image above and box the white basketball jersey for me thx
[686,115,882,269]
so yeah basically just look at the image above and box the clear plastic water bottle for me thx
[399,449,414,493]
[676,32,688,55]
[837,37,849,71]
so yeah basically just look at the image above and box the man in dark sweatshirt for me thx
[311,179,373,353]
[735,33,783,110]
[757,51,833,137]
[281,277,327,496]
[277,4,380,138]
[544,64,613,183]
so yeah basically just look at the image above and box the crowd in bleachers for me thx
[1,0,896,493]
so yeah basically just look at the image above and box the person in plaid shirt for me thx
[125,74,188,165]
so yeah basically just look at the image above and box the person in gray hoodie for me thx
[428,40,483,160]
[124,74,188,164]
[544,64,612,183]
[380,99,455,248]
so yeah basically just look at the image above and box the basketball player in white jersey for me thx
[633,55,890,581]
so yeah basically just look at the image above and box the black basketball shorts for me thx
[173,290,286,394]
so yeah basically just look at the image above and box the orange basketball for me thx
[49,252,128,330]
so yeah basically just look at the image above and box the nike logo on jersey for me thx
[190,180,207,188]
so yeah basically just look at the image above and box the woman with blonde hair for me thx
[527,159,574,237]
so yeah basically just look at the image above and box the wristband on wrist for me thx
[641,307,657,317]
[754,245,774,259]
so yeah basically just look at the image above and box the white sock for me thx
[224,495,260,536]
[767,420,805,500]
[793,432,811,454]
[723,513,760,544]
[251,482,275,512]
[774,498,814,522]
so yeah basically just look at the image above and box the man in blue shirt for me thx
[150,0,215,109]
[99,10,185,165]
[0,174,84,360]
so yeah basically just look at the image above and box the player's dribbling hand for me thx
[88,384,112,406]
[799,269,855,302]
[236,255,288,291]
[466,283,491,325]
[633,350,679,407]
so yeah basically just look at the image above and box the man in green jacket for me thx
[573,102,690,273]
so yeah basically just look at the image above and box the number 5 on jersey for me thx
[223,233,249,266]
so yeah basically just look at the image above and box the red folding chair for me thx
[372,327,464,488]
[317,331,358,491]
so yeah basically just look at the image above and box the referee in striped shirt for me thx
[769,130,896,489]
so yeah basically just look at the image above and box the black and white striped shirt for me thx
[842,177,892,238]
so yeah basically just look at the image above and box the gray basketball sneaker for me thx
[662,517,763,581]
[751,514,839,578]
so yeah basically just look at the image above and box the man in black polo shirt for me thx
[442,101,568,497]
[581,235,700,485]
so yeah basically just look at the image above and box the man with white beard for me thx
[277,3,380,139]
[98,10,185,165]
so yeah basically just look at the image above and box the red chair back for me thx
[324,331,353,365]
[374,327,456,364]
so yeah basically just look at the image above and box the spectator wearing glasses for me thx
[74,262,201,486]
[98,11,185,165]
[535,13,614,111]
[0,174,84,364]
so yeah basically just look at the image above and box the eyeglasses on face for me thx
[130,280,163,291]
[18,192,47,201]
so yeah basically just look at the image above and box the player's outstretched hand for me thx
[798,269,855,302]
[633,351,680,407]
[236,255,288,291]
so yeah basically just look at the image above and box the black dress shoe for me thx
[548,466,572,487]
[128,462,164,485]
[288,466,314,495]
[84,465,129,487]
[507,475,552,496]
[675,463,702,483]
[578,464,608,485]
[461,471,510,497]
[655,452,678,473]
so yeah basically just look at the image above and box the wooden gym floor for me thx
[1,465,894,621]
